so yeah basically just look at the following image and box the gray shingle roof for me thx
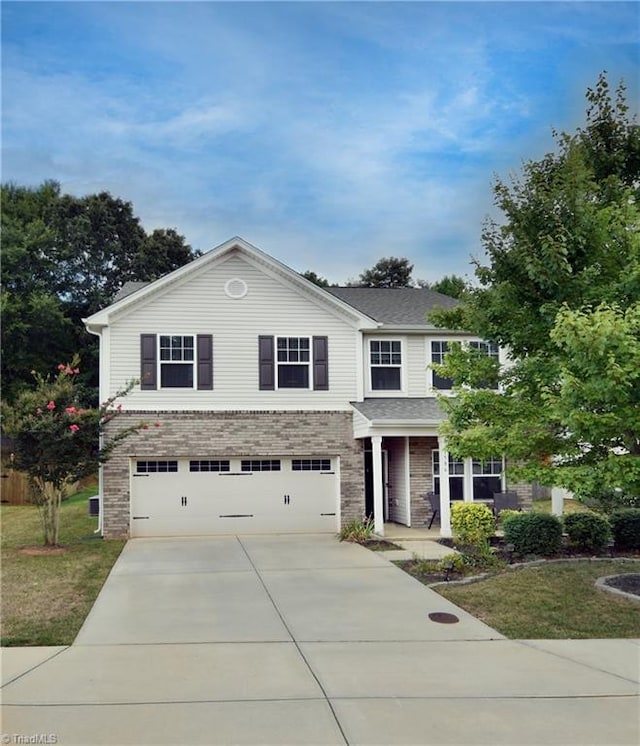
[112,281,150,302]
[351,398,445,423]
[326,287,458,326]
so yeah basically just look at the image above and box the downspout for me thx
[84,322,104,536]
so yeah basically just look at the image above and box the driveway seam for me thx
[0,646,69,688]
[514,639,640,686]
[236,536,349,746]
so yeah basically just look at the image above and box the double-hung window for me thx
[469,340,500,389]
[370,340,402,391]
[277,336,311,388]
[472,457,503,500]
[258,335,329,391]
[159,335,194,388]
[469,340,500,360]
[140,333,213,390]
[430,341,454,390]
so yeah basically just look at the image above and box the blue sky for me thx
[2,2,638,284]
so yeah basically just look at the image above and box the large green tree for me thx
[1,182,200,401]
[355,256,414,287]
[420,274,470,299]
[430,74,640,502]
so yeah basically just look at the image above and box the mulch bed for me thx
[362,540,403,551]
[603,573,640,597]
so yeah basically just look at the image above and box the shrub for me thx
[497,508,520,526]
[450,502,495,546]
[503,512,563,556]
[609,509,640,550]
[563,512,611,552]
[339,517,375,543]
[436,553,465,575]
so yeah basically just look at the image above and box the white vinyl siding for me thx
[106,254,360,411]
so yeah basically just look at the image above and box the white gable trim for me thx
[84,236,378,331]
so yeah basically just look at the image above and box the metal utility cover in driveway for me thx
[3,535,639,746]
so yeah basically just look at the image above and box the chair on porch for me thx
[422,492,440,529]
[492,492,520,516]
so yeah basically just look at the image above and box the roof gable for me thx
[84,237,377,329]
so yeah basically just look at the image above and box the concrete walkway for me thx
[2,535,638,745]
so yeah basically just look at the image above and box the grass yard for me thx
[435,560,640,639]
[1,488,125,646]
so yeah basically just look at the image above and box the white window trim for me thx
[367,337,406,396]
[275,335,313,391]
[433,451,505,501]
[157,333,197,391]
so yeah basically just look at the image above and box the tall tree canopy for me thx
[1,181,200,401]
[420,274,470,299]
[430,73,640,502]
[355,256,414,287]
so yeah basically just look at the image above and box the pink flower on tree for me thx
[36,408,43,415]
[69,424,80,433]
[65,406,77,414]
[46,401,56,411]
[57,364,66,371]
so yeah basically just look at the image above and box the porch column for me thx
[372,435,384,535]
[551,487,566,517]
[438,436,452,538]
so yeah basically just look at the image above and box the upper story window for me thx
[370,339,402,391]
[140,333,213,391]
[430,339,500,391]
[277,336,311,388]
[469,341,499,361]
[430,341,454,390]
[159,335,194,388]
[258,335,328,391]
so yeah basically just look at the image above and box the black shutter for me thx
[313,336,329,390]
[197,334,213,390]
[140,334,157,390]
[258,335,275,390]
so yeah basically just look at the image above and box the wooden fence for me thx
[0,465,31,504]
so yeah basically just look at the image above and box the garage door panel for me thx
[130,457,338,537]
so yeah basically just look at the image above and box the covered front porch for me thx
[353,398,506,538]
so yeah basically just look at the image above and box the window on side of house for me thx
[277,336,311,388]
[370,339,402,391]
[159,335,194,388]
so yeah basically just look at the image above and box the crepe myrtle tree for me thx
[2,357,159,545]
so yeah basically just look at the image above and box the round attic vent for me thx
[224,278,248,299]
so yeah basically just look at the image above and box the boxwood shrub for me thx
[609,508,640,551]
[503,512,563,556]
[563,512,611,552]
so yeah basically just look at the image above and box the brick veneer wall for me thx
[101,411,363,538]
[409,436,438,527]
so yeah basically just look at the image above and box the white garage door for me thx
[130,456,339,537]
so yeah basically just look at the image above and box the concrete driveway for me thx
[2,534,639,745]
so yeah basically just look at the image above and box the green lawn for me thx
[436,559,640,638]
[1,489,125,646]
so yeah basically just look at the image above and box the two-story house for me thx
[84,237,528,540]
